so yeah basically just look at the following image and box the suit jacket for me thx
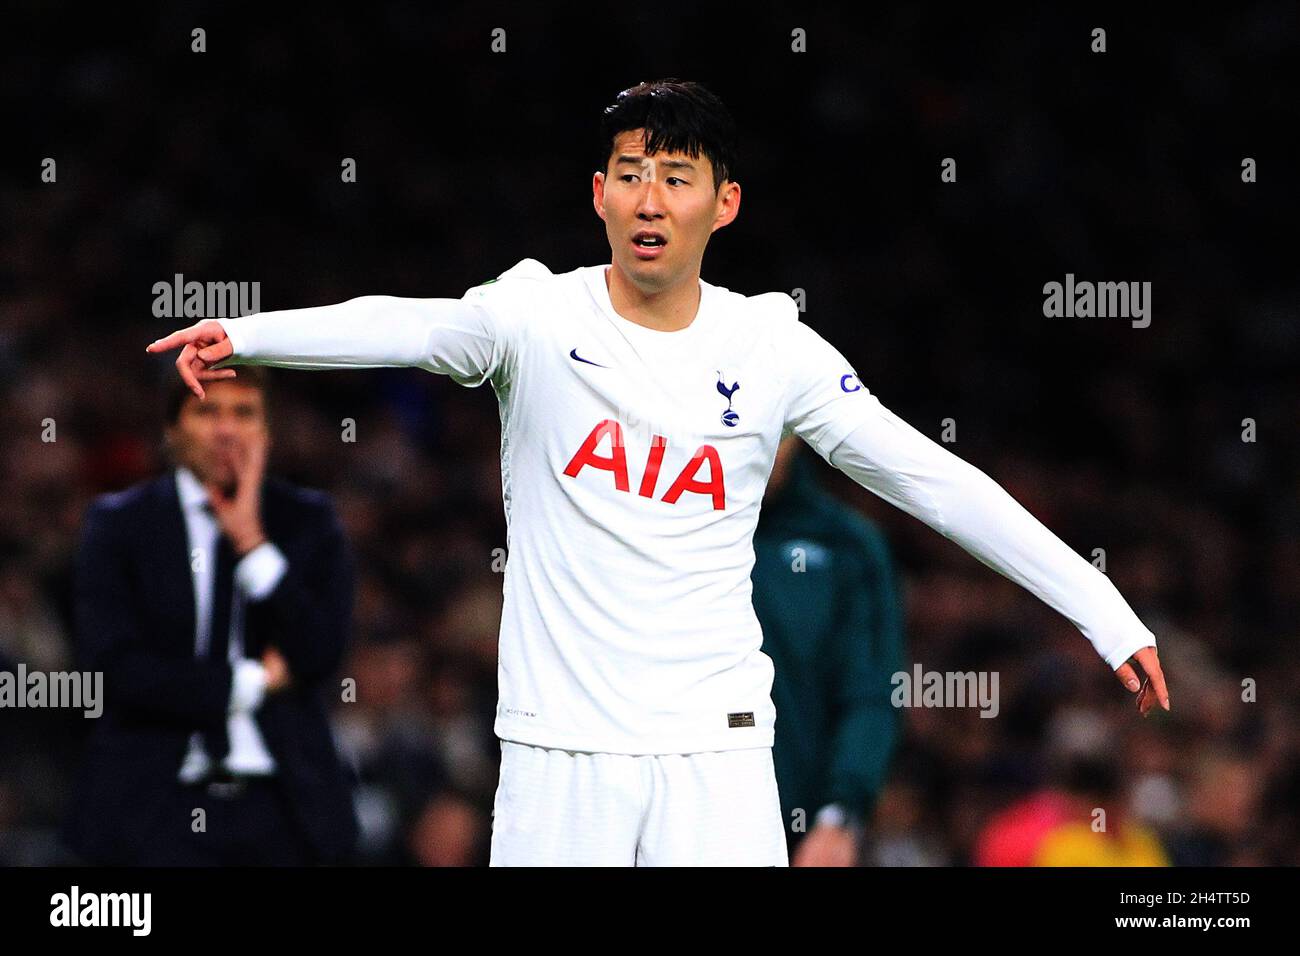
[63,470,360,865]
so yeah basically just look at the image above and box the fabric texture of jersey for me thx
[216,258,1157,755]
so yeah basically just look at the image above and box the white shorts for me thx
[489,740,788,866]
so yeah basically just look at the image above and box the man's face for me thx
[593,128,740,291]
[166,381,267,489]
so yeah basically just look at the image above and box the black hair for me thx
[163,364,271,427]
[598,78,738,193]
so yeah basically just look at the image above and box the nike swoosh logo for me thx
[569,348,609,368]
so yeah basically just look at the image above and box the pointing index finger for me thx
[146,328,196,354]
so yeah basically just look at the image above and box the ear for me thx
[711,180,741,233]
[592,171,607,222]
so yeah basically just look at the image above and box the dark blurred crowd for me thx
[2,4,1297,865]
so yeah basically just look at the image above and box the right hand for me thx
[262,647,293,693]
[145,319,238,400]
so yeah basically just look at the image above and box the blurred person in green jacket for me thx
[753,435,906,866]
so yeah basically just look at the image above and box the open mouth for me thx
[631,231,667,257]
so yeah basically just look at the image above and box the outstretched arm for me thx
[783,317,1170,715]
[147,294,510,399]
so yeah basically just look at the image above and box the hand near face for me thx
[205,428,269,556]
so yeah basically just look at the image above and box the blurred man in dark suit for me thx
[753,435,906,866]
[64,368,359,865]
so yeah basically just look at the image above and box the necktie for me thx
[202,529,237,764]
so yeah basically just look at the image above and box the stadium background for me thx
[2,3,1297,864]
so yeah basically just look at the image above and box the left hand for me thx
[1114,646,1170,717]
[791,824,859,867]
[206,430,269,556]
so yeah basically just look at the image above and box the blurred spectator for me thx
[62,373,359,865]
[1032,759,1170,867]
[976,757,1170,867]
[408,790,491,867]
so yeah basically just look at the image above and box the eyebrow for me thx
[614,155,697,172]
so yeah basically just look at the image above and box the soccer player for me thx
[147,78,1169,867]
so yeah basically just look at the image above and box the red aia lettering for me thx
[661,446,725,511]
[563,420,725,510]
[562,419,629,491]
[637,434,668,498]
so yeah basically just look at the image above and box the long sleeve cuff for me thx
[229,659,268,714]
[235,541,289,601]
[218,316,250,358]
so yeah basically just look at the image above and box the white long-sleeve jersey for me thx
[215,258,1156,754]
